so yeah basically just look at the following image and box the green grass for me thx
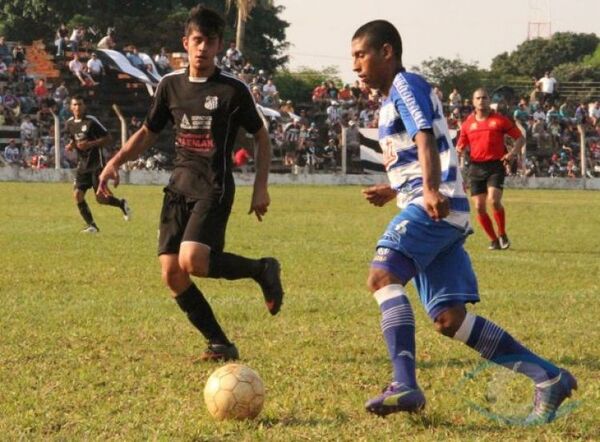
[1,183,599,441]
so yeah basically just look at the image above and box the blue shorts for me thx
[372,204,480,318]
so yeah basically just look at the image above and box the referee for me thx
[98,5,283,361]
[457,88,524,250]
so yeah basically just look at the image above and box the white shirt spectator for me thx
[537,75,557,94]
[69,58,83,74]
[4,143,20,163]
[154,52,170,70]
[0,60,7,77]
[262,80,278,97]
[86,56,103,75]
[20,119,37,140]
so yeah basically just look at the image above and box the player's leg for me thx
[178,196,283,315]
[74,174,98,232]
[158,191,237,361]
[487,165,510,250]
[364,206,438,416]
[427,243,576,423]
[92,170,132,221]
[471,163,499,249]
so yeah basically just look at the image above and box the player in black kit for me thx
[66,95,131,233]
[98,5,283,361]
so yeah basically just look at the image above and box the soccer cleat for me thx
[199,343,239,362]
[122,199,132,221]
[525,369,577,424]
[255,257,284,315]
[81,224,99,233]
[499,234,511,250]
[365,382,426,417]
[488,239,501,250]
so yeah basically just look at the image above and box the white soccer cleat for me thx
[122,199,132,221]
[81,224,99,233]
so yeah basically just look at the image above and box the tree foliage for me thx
[273,66,340,105]
[491,32,599,78]
[412,57,485,97]
[0,0,288,71]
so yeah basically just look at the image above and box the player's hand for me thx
[76,140,90,150]
[362,184,396,207]
[501,152,515,163]
[97,162,120,197]
[249,187,270,222]
[423,190,449,221]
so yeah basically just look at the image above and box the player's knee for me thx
[434,307,466,337]
[178,252,209,277]
[161,264,187,291]
[490,199,503,211]
[366,270,397,293]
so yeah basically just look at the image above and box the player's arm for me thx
[97,125,158,196]
[76,133,111,151]
[502,121,525,162]
[362,184,396,207]
[416,130,449,221]
[249,125,271,221]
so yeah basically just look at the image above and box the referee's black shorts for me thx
[157,188,235,255]
[469,160,506,196]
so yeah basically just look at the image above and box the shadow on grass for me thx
[257,415,338,428]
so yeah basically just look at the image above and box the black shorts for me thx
[157,188,235,256]
[469,160,506,196]
[74,168,101,192]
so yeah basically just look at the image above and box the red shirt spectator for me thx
[34,79,49,101]
[457,111,522,162]
[233,147,251,168]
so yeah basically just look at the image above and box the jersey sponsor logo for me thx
[205,96,218,110]
[382,138,398,170]
[176,133,215,153]
[179,114,212,130]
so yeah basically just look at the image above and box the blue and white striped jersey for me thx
[378,71,470,230]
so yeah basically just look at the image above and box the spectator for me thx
[0,59,7,80]
[86,52,104,81]
[0,36,12,65]
[433,85,443,102]
[97,31,116,50]
[326,101,342,125]
[312,82,327,104]
[68,53,97,87]
[225,41,243,72]
[575,102,588,125]
[326,81,338,100]
[126,46,147,74]
[262,78,278,106]
[69,26,85,53]
[20,115,37,142]
[589,101,600,126]
[3,139,21,165]
[536,71,558,105]
[154,47,172,75]
[338,84,355,107]
[448,87,462,110]
[53,81,69,106]
[33,79,49,103]
[54,24,70,56]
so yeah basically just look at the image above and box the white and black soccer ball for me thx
[203,363,265,421]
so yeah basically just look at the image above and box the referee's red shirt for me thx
[457,111,522,162]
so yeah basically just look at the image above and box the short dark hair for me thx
[352,20,402,62]
[71,95,85,103]
[185,5,225,39]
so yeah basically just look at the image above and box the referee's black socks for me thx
[175,283,230,345]
[207,251,263,280]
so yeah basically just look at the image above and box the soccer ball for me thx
[203,363,265,421]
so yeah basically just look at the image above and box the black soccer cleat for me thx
[255,257,284,315]
[199,343,239,362]
[488,239,501,250]
[499,234,511,250]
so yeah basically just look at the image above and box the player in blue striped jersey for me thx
[352,20,576,423]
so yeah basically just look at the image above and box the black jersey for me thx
[145,67,263,200]
[65,114,108,172]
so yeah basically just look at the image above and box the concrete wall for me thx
[1,167,600,190]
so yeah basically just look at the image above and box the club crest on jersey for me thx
[180,114,193,129]
[81,124,87,132]
[205,96,218,110]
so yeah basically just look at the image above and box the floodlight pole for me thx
[577,124,586,189]
[112,104,127,151]
[50,110,61,169]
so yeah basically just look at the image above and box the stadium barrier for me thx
[1,167,599,190]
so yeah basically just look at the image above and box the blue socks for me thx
[374,285,417,388]
[454,313,560,384]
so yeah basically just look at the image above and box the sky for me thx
[275,0,599,83]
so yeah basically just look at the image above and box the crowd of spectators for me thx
[2,27,600,179]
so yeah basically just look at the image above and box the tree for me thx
[413,57,484,97]
[273,66,340,105]
[491,32,599,78]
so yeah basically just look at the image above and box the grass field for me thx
[1,182,599,441]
